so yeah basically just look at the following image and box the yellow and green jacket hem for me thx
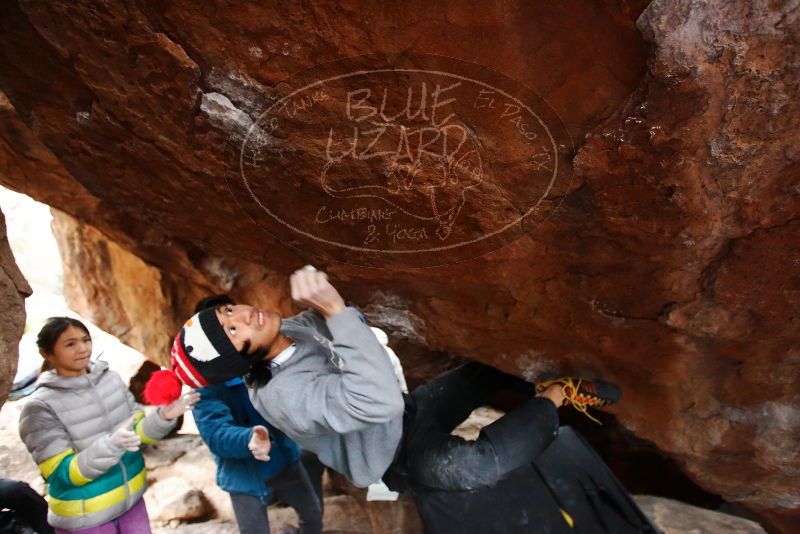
[40,449,147,529]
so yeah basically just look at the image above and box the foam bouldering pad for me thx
[533,426,661,534]
[410,426,660,534]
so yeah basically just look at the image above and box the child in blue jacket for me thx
[191,296,322,534]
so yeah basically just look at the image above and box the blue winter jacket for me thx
[193,378,301,499]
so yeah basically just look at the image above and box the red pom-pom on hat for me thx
[143,370,183,405]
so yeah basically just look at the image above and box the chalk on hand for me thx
[302,265,317,272]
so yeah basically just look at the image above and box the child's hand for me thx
[159,391,200,420]
[248,425,271,461]
[290,266,346,319]
[109,416,141,451]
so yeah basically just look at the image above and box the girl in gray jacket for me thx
[19,317,198,533]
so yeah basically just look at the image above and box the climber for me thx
[147,267,625,532]
[187,295,323,534]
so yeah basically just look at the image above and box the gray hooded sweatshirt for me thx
[250,308,405,487]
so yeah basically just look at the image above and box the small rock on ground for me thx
[634,495,767,534]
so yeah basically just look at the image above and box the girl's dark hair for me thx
[36,317,91,355]
[37,317,91,372]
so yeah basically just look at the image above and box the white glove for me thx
[109,416,141,452]
[248,425,271,461]
[158,391,200,420]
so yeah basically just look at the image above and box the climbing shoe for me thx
[535,375,622,424]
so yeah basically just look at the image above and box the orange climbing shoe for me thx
[535,375,621,424]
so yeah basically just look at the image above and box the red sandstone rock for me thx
[51,210,212,364]
[0,206,31,406]
[0,0,797,530]
[634,495,767,534]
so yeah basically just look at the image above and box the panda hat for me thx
[143,307,253,404]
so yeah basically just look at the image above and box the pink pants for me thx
[55,498,151,534]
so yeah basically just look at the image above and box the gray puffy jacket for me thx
[19,360,175,530]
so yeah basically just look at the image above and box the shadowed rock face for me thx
[0,0,797,530]
[0,207,31,406]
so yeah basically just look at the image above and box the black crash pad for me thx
[410,426,660,534]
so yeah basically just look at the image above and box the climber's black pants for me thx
[383,361,559,493]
